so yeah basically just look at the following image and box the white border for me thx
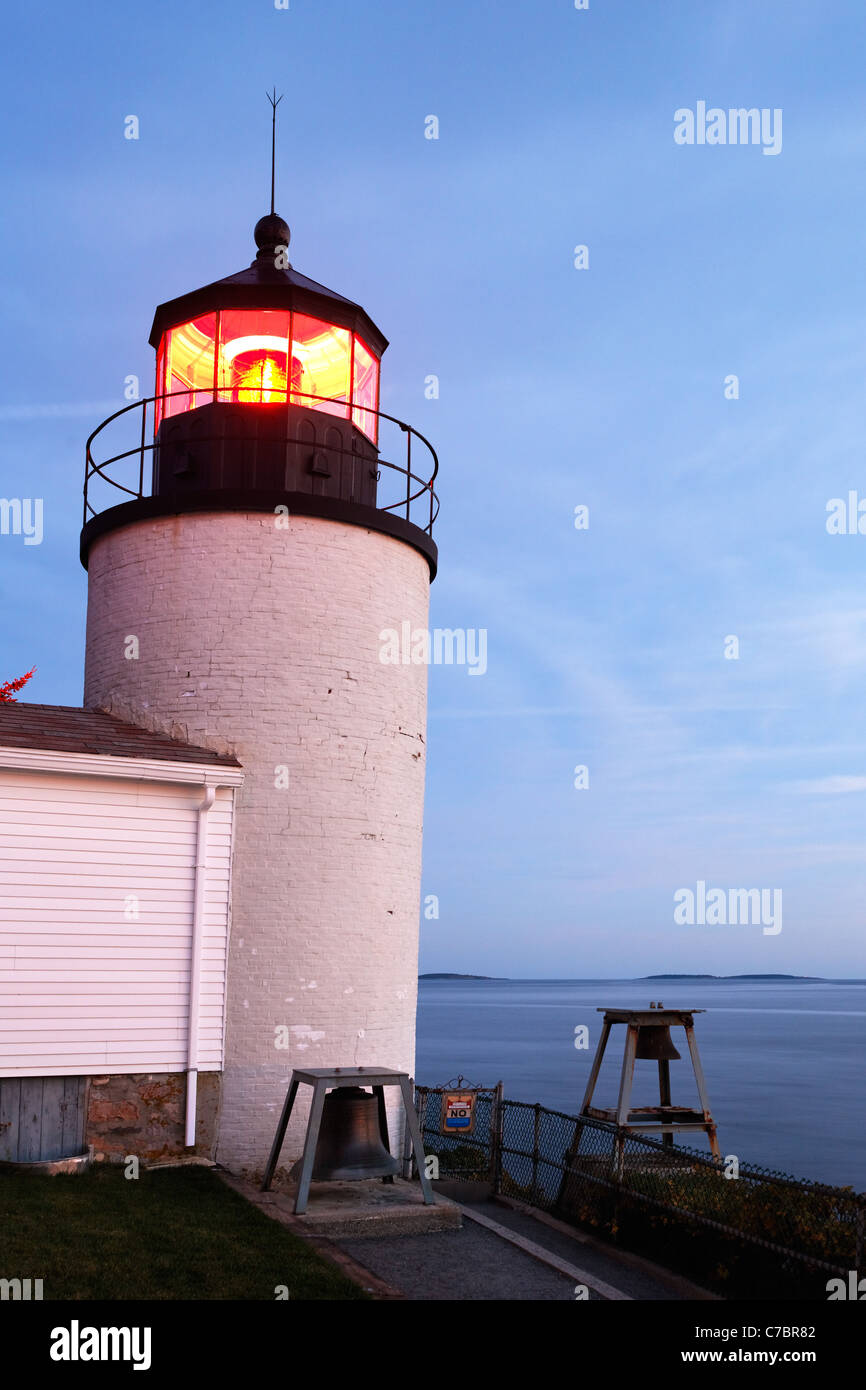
[0,745,244,785]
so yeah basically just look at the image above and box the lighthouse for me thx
[80,191,439,1174]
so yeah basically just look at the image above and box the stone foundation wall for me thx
[85,1073,221,1163]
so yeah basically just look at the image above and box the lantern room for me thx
[147,213,388,509]
[82,209,439,578]
[155,309,380,443]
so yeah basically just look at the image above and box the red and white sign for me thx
[442,1092,475,1134]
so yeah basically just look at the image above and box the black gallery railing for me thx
[84,388,440,536]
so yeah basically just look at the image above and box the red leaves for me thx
[0,667,35,703]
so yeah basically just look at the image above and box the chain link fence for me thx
[499,1101,865,1297]
[415,1087,865,1298]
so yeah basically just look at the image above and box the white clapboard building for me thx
[0,704,242,1164]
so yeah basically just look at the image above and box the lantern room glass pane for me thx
[217,309,291,404]
[291,314,350,419]
[352,335,379,443]
[163,314,216,419]
[155,339,167,429]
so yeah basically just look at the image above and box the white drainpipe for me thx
[185,783,216,1147]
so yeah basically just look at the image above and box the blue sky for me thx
[2,1,866,976]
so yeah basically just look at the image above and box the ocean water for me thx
[416,978,866,1192]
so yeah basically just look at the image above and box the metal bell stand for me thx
[261,1065,436,1213]
[580,1008,720,1160]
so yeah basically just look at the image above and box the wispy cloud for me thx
[786,775,866,795]
[0,400,121,423]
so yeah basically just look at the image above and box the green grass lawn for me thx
[0,1163,368,1300]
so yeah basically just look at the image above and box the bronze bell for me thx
[305,1086,400,1182]
[635,1025,681,1061]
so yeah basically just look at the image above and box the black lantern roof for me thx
[148,214,388,357]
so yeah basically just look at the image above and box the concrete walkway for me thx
[337,1214,586,1300]
[335,1189,715,1301]
[220,1171,717,1301]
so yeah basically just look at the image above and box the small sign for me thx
[442,1091,475,1135]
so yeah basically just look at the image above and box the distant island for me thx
[418,972,831,983]
[418,973,504,980]
[643,973,822,981]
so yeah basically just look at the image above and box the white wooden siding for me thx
[0,769,234,1077]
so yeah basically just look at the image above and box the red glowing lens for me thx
[156,310,379,441]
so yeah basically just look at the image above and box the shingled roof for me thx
[0,704,241,767]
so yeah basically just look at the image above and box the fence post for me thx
[530,1103,541,1206]
[613,1126,625,1183]
[490,1083,504,1194]
[608,1124,626,1242]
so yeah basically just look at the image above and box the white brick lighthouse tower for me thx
[80,206,439,1175]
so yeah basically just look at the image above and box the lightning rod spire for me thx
[267,88,284,216]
